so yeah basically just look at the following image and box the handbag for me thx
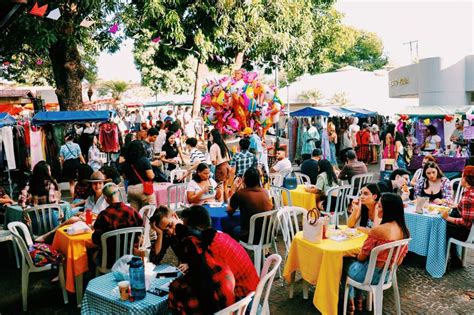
[131,165,154,195]
[302,208,324,243]
[283,172,297,190]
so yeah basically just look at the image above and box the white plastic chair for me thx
[268,173,284,187]
[96,226,145,275]
[215,292,255,315]
[8,222,68,311]
[445,226,474,271]
[23,204,64,238]
[346,173,375,202]
[169,168,188,184]
[167,182,189,212]
[269,185,292,210]
[450,177,465,204]
[249,254,282,315]
[240,210,279,276]
[0,214,19,268]
[139,205,157,252]
[343,238,411,315]
[322,185,352,226]
[294,172,311,186]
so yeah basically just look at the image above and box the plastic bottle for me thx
[128,256,146,300]
[85,209,92,225]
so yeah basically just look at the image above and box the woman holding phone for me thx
[186,163,223,205]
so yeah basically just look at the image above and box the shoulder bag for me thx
[131,164,154,195]
[302,208,324,243]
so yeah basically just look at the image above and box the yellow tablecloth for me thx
[282,185,316,210]
[283,230,367,315]
[52,225,93,292]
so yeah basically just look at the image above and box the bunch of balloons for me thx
[201,69,284,135]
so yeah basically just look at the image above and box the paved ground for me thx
[1,165,473,314]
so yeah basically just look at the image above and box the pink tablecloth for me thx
[154,183,176,205]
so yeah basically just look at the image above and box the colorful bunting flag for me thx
[46,8,61,20]
[80,18,95,28]
[29,2,48,17]
[151,37,161,43]
[109,23,119,34]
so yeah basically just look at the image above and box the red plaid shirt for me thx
[455,187,474,229]
[210,232,259,299]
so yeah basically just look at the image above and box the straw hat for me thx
[87,171,111,183]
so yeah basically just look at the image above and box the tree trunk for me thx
[192,61,207,118]
[234,51,244,70]
[49,40,85,111]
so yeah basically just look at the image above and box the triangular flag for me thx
[46,8,61,20]
[109,23,119,34]
[151,37,161,43]
[80,18,95,28]
[29,2,48,17]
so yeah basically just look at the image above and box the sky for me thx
[97,0,474,82]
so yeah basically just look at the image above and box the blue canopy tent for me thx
[339,107,377,118]
[290,106,353,117]
[32,110,112,126]
[0,113,16,127]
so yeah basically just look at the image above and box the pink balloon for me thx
[228,118,240,130]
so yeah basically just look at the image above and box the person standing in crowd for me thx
[88,136,102,172]
[183,107,196,142]
[450,119,467,150]
[153,121,168,154]
[209,129,232,200]
[143,128,159,160]
[181,137,208,180]
[270,148,292,175]
[349,117,360,149]
[135,111,143,131]
[414,162,452,203]
[327,121,338,166]
[229,138,258,178]
[121,140,156,210]
[370,124,381,164]
[241,127,263,160]
[340,125,353,165]
[129,111,137,131]
[60,132,86,198]
[355,123,371,164]
[441,166,474,268]
[300,148,322,185]
[301,120,320,162]
[421,125,441,152]
[337,149,368,184]
[394,132,407,169]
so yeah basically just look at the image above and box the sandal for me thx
[347,299,355,315]
[356,295,364,311]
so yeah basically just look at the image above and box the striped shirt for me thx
[189,148,207,165]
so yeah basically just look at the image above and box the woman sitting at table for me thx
[421,125,441,152]
[347,183,381,234]
[18,161,61,207]
[304,159,339,211]
[344,193,410,313]
[441,166,474,268]
[70,164,94,210]
[410,154,436,187]
[161,132,182,172]
[414,162,452,204]
[186,163,223,205]
[226,167,273,242]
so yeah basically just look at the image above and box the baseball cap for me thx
[102,183,120,198]
[241,127,253,136]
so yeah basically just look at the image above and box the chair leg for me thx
[289,272,295,299]
[21,269,29,312]
[11,240,20,269]
[366,291,373,311]
[461,247,467,267]
[373,289,383,315]
[393,274,401,315]
[254,248,262,277]
[59,264,69,305]
[302,281,309,300]
[75,274,83,307]
[343,279,350,315]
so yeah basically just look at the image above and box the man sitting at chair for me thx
[92,183,143,266]
[270,148,292,174]
[377,168,411,201]
[300,148,322,185]
[337,150,368,184]
[229,138,258,178]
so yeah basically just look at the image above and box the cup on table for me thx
[415,197,429,213]
[118,280,130,301]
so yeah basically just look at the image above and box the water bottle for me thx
[128,256,146,300]
[85,209,92,225]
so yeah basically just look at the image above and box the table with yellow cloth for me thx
[283,230,367,315]
[52,225,93,294]
[282,184,316,210]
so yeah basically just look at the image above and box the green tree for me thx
[298,89,323,105]
[0,1,125,110]
[330,92,349,106]
[101,80,130,100]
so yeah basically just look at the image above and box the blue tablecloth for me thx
[404,209,447,278]
[81,264,174,315]
[203,204,240,231]
[3,202,73,230]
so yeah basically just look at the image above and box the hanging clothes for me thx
[99,123,120,153]
[0,126,16,169]
[30,128,45,170]
[42,125,62,180]
[13,125,28,171]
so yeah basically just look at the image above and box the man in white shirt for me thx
[153,121,168,154]
[270,148,292,175]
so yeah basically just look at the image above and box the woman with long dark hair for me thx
[348,183,381,233]
[394,132,407,169]
[209,129,231,200]
[186,163,222,205]
[121,140,156,210]
[161,132,181,172]
[421,125,441,151]
[304,159,339,211]
[28,161,61,206]
[414,162,452,203]
[344,193,410,313]
[59,133,85,198]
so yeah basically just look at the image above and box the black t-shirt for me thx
[122,157,152,185]
[300,159,319,185]
[377,179,395,193]
[162,143,179,171]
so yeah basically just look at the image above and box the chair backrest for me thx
[268,173,284,187]
[169,169,188,184]
[249,254,282,315]
[8,221,35,268]
[325,185,352,224]
[465,225,474,243]
[279,168,292,179]
[23,204,62,237]
[214,292,255,315]
[363,238,411,288]
[118,186,128,204]
[247,210,279,247]
[269,185,291,210]
[99,226,145,271]
[277,206,306,253]
[350,173,374,197]
[167,182,189,211]
[139,205,157,250]
[450,177,465,204]
[294,172,311,186]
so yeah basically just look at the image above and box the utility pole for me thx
[403,40,419,63]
